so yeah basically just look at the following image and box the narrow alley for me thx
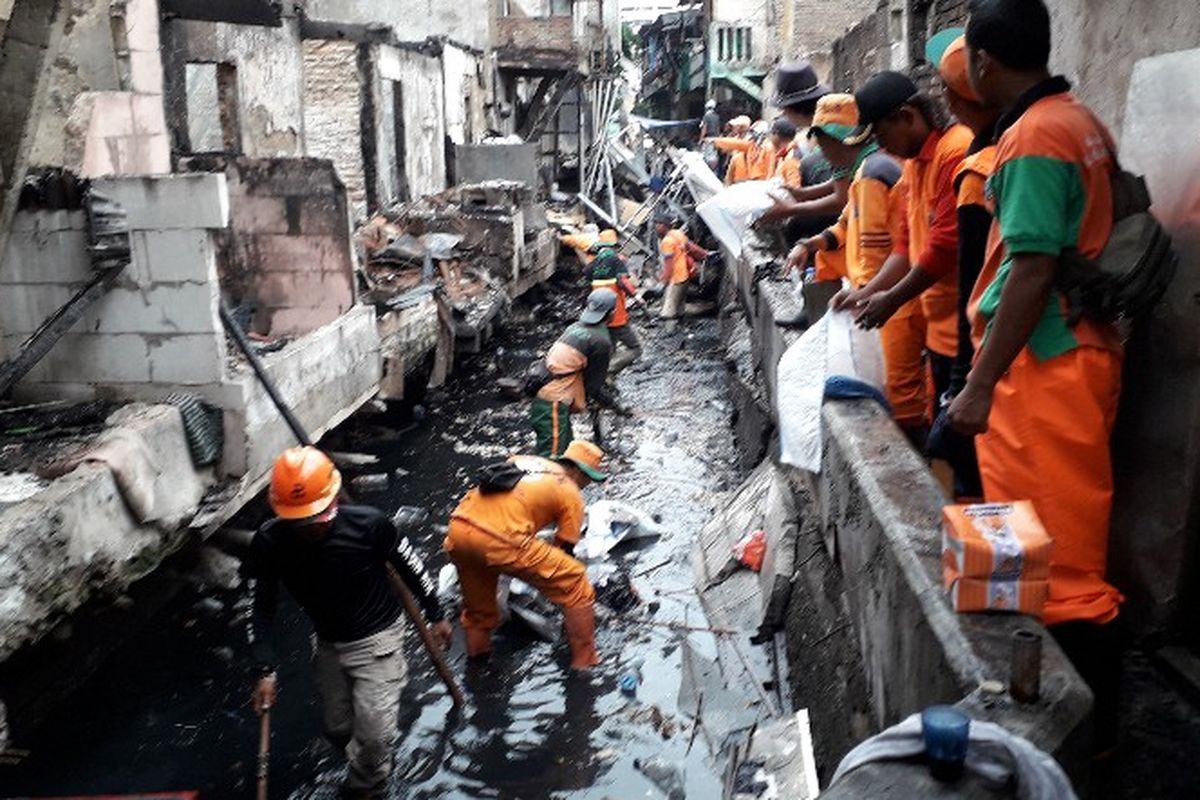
[3,277,752,798]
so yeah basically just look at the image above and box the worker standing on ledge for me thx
[443,440,610,669]
[530,289,624,457]
[248,446,451,800]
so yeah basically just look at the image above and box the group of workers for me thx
[239,1,1125,793]
[756,0,1125,754]
[246,154,713,800]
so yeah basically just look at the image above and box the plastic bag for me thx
[696,179,782,257]
[734,529,768,572]
[777,308,885,472]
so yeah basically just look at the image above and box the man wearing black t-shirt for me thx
[248,447,449,798]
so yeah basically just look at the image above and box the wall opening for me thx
[185,62,241,153]
[392,82,410,202]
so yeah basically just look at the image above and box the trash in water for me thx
[593,568,642,614]
[731,758,776,799]
[619,657,644,696]
[625,704,679,739]
[577,500,666,561]
[634,755,685,800]
[351,473,389,491]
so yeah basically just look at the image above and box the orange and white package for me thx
[942,502,1052,616]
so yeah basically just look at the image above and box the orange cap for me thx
[269,446,342,520]
[939,35,980,103]
[598,229,618,245]
[808,93,859,142]
[555,440,608,482]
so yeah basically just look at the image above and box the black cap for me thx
[772,61,829,108]
[846,71,919,145]
[770,117,798,139]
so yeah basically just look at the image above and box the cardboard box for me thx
[943,501,1052,616]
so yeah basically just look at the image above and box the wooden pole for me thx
[256,707,271,800]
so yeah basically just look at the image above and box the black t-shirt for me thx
[248,505,442,671]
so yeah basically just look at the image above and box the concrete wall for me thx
[301,38,368,217]
[443,43,487,147]
[778,0,878,62]
[379,44,447,201]
[0,174,229,398]
[207,157,357,338]
[829,5,889,91]
[1047,0,1200,140]
[23,0,170,177]
[163,13,306,158]
[305,0,493,51]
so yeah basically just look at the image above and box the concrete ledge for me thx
[0,404,211,663]
[721,239,1094,787]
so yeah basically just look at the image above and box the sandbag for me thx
[696,179,782,257]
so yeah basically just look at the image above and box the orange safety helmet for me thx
[269,446,342,520]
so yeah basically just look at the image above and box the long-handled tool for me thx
[219,302,466,710]
[256,706,271,800]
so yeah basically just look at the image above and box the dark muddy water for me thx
[3,274,747,799]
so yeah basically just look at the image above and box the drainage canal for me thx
[4,274,754,798]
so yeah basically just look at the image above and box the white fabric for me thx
[776,309,885,472]
[695,179,781,257]
[831,713,1078,800]
[676,150,725,205]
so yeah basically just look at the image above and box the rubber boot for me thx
[561,604,600,670]
[464,626,492,658]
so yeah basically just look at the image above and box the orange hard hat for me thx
[269,446,342,520]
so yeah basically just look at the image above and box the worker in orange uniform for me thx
[558,226,614,268]
[531,289,621,457]
[443,440,610,669]
[770,118,803,188]
[950,0,1126,752]
[719,115,752,183]
[842,71,972,420]
[249,447,450,798]
[711,118,779,183]
[783,95,908,416]
[654,213,709,331]
[921,29,1002,499]
[587,236,646,376]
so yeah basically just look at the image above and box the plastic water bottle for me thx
[618,657,644,695]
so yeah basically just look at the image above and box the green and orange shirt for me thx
[970,78,1122,359]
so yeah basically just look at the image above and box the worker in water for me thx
[654,213,710,331]
[558,224,609,268]
[531,289,622,457]
[249,446,450,799]
[587,235,645,376]
[443,439,610,669]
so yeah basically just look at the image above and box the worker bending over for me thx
[249,447,450,799]
[444,440,610,669]
[587,235,645,376]
[531,289,621,457]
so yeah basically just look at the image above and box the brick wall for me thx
[786,0,880,60]
[929,0,968,32]
[302,39,368,219]
[212,158,356,338]
[829,8,889,91]
[0,175,229,398]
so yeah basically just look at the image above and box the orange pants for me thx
[444,517,595,632]
[976,345,1124,626]
[879,299,928,427]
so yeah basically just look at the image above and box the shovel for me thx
[256,706,271,800]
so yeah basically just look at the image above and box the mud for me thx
[2,272,748,798]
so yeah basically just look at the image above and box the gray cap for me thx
[580,288,617,324]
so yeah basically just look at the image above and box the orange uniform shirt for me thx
[815,145,905,287]
[894,124,972,357]
[659,228,691,284]
[775,148,803,188]
[713,137,777,182]
[450,455,586,545]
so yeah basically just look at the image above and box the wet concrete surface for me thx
[2,273,748,798]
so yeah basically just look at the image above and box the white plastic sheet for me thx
[776,308,885,472]
[696,179,782,258]
[675,149,725,205]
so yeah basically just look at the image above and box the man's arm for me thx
[762,178,849,223]
[949,253,1057,434]
[709,136,752,153]
[554,492,586,552]
[784,178,836,202]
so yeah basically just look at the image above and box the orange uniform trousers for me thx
[445,517,595,633]
[976,345,1124,626]
[879,299,928,427]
